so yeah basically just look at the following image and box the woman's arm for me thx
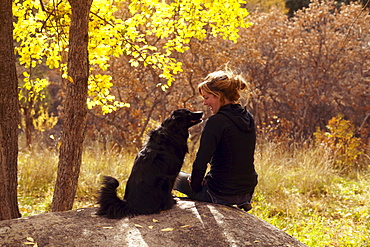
[190,116,224,192]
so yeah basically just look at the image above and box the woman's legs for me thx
[174,172,253,211]
[173,172,212,203]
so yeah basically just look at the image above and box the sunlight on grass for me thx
[250,141,370,247]
[17,140,370,246]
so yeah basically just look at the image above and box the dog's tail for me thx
[96,176,133,219]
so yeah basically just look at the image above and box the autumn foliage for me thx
[83,1,369,147]
[14,0,369,167]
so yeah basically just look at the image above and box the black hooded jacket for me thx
[190,104,258,197]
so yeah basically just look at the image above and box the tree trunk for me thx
[51,0,93,212]
[0,0,22,220]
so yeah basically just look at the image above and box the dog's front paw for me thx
[172,197,178,204]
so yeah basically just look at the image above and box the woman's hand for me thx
[187,175,192,186]
[188,174,205,193]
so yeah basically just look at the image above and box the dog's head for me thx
[162,109,203,130]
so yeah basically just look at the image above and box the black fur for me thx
[97,109,203,219]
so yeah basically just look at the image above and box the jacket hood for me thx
[217,104,255,132]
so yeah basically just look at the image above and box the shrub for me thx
[314,115,365,172]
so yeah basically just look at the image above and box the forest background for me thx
[1,0,370,246]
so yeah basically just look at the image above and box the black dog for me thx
[97,109,203,219]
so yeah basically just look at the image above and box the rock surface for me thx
[0,200,307,247]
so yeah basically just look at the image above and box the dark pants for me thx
[173,172,212,203]
[173,172,252,206]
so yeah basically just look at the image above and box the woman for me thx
[174,69,258,211]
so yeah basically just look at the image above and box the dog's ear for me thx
[162,110,187,130]
[167,110,180,122]
[172,109,186,117]
[170,113,183,124]
[169,113,178,122]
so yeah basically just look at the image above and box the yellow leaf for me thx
[152,219,159,223]
[148,226,154,229]
[130,60,139,67]
[134,224,143,228]
[160,228,174,232]
[26,237,34,242]
[67,75,74,83]
[180,225,190,228]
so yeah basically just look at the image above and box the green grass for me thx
[17,140,370,246]
[249,141,370,246]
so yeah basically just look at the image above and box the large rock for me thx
[0,200,307,246]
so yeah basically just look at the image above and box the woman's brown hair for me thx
[198,69,247,105]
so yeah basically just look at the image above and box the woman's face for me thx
[202,91,221,114]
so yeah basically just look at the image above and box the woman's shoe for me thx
[237,203,252,212]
